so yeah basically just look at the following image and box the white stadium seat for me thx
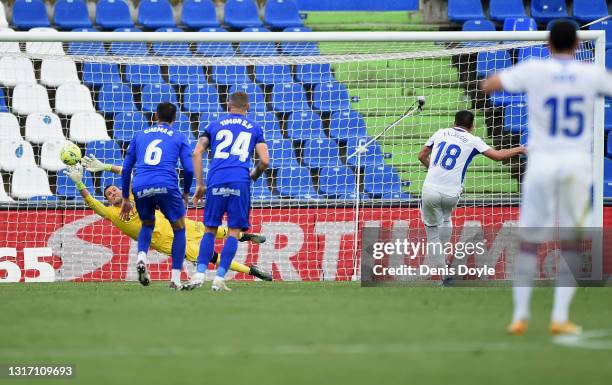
[0,113,22,140]
[0,139,36,172]
[11,83,52,115]
[26,28,65,56]
[11,166,53,199]
[0,180,13,202]
[0,28,21,54]
[0,4,8,28]
[69,112,110,143]
[0,57,36,87]
[25,112,64,144]
[40,58,79,87]
[40,139,70,172]
[55,83,95,115]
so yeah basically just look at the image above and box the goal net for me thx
[0,31,605,283]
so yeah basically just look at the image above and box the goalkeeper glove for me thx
[64,164,86,191]
[81,154,112,173]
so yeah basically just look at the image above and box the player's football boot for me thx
[211,277,232,292]
[550,321,582,336]
[506,320,528,335]
[181,273,205,291]
[240,233,266,244]
[249,265,273,281]
[168,281,183,291]
[136,261,150,287]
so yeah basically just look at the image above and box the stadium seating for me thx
[152,27,193,57]
[211,65,250,84]
[82,63,122,88]
[517,45,550,61]
[254,65,293,86]
[40,58,79,87]
[0,113,21,139]
[276,166,320,199]
[25,113,64,144]
[198,112,223,134]
[0,57,36,87]
[363,165,409,199]
[183,84,223,113]
[96,0,134,29]
[26,27,66,56]
[476,50,512,78]
[110,28,150,56]
[248,111,283,140]
[295,64,335,85]
[40,139,70,171]
[141,83,179,113]
[0,28,22,54]
[56,83,95,115]
[69,112,111,143]
[138,0,176,29]
[68,28,107,56]
[318,165,360,199]
[12,83,52,115]
[124,64,164,85]
[11,166,53,199]
[0,139,36,172]
[12,0,50,29]
[285,111,326,141]
[572,0,608,24]
[168,65,207,85]
[281,27,320,56]
[546,18,580,30]
[85,140,123,166]
[302,138,342,168]
[54,0,92,30]
[512,17,537,31]
[271,83,311,113]
[56,169,95,199]
[489,91,525,107]
[224,0,263,29]
[181,0,219,29]
[171,112,196,142]
[264,0,303,30]
[251,177,274,200]
[0,4,8,28]
[0,90,8,113]
[195,27,236,56]
[312,82,351,112]
[575,42,594,61]
[267,139,299,168]
[344,137,386,166]
[113,112,149,142]
[97,83,137,114]
[240,27,278,56]
[229,83,267,112]
[0,183,12,202]
[530,0,568,23]
[589,21,612,49]
[605,159,612,196]
[328,110,368,140]
[447,0,485,23]
[462,19,495,31]
[504,103,527,133]
[607,136,612,158]
[488,0,526,22]
[607,49,612,70]
[605,99,612,132]
[101,171,121,192]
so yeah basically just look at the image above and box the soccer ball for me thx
[60,142,82,166]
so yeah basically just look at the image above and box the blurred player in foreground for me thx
[418,110,524,277]
[483,21,612,335]
[62,159,271,283]
[185,91,269,292]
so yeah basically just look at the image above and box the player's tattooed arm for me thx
[251,142,270,181]
[192,136,209,205]
[418,145,432,169]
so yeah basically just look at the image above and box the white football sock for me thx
[137,251,147,264]
[551,286,576,324]
[551,250,579,323]
[512,251,537,323]
[171,269,181,284]
[425,225,445,269]
[440,220,453,246]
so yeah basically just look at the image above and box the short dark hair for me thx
[549,20,578,52]
[156,102,177,123]
[229,91,249,110]
[454,110,475,129]
[103,184,115,198]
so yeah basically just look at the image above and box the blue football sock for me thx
[171,228,186,271]
[137,223,154,254]
[216,236,238,279]
[196,232,216,274]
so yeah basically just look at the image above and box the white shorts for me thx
[519,152,593,242]
[420,186,460,227]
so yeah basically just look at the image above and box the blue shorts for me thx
[133,186,185,224]
[204,182,250,230]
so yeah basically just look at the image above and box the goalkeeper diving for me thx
[63,155,272,284]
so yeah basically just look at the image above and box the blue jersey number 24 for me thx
[544,96,585,138]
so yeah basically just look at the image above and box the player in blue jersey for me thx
[120,102,194,290]
[184,91,269,292]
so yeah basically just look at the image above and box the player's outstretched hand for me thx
[81,154,107,172]
[119,199,132,221]
[193,185,206,205]
[63,164,83,184]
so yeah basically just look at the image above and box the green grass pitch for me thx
[1,283,611,385]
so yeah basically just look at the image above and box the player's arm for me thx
[179,138,194,207]
[192,136,209,205]
[480,74,504,93]
[251,142,269,181]
[481,60,531,94]
[482,146,526,161]
[120,140,137,220]
[82,155,122,175]
[64,165,110,218]
[418,145,432,169]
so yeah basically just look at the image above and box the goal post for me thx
[0,30,605,283]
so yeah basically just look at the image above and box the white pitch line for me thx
[553,329,612,350]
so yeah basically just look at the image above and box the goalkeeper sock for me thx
[512,246,537,323]
[197,232,215,274]
[171,228,186,271]
[217,236,238,279]
[137,224,154,255]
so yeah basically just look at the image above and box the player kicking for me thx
[483,21,612,335]
[185,91,269,292]
[418,110,524,276]
[62,158,271,283]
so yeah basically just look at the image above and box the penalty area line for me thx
[553,329,612,350]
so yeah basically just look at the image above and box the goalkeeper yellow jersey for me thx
[83,194,228,261]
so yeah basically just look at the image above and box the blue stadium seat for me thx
[68,28,107,55]
[267,139,299,168]
[247,111,283,140]
[0,89,9,112]
[210,65,250,84]
[82,63,122,88]
[276,166,320,199]
[183,84,223,113]
[318,165,359,199]
[329,110,368,140]
[172,112,195,142]
[476,50,512,78]
[573,0,608,24]
[489,0,526,22]
[98,83,137,114]
[363,164,408,199]
[168,65,207,85]
[113,112,149,142]
[606,98,612,132]
[517,45,550,62]
[502,17,518,31]
[607,135,612,158]
[254,65,293,86]
[85,140,122,164]
[196,27,236,56]
[285,111,325,141]
[605,158,612,197]
[462,19,496,31]
[504,103,527,133]
[138,0,175,29]
[224,0,263,29]
[489,91,525,107]
[228,82,267,112]
[546,18,580,30]
[264,0,302,30]
[124,64,163,85]
[576,42,594,61]
[312,82,351,112]
[607,49,612,70]
[96,0,134,30]
[54,0,91,30]
[240,27,278,56]
[12,0,50,29]
[152,27,192,56]
[280,27,320,56]
[110,28,149,56]
[141,83,178,113]
[101,171,121,192]
[181,0,219,29]
[447,0,485,23]
[590,21,612,49]
[512,17,537,31]
[295,64,335,85]
[56,170,95,199]
[271,83,310,113]
[198,112,224,136]
[302,138,342,168]
[251,176,274,200]
[530,0,568,23]
[344,137,386,166]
